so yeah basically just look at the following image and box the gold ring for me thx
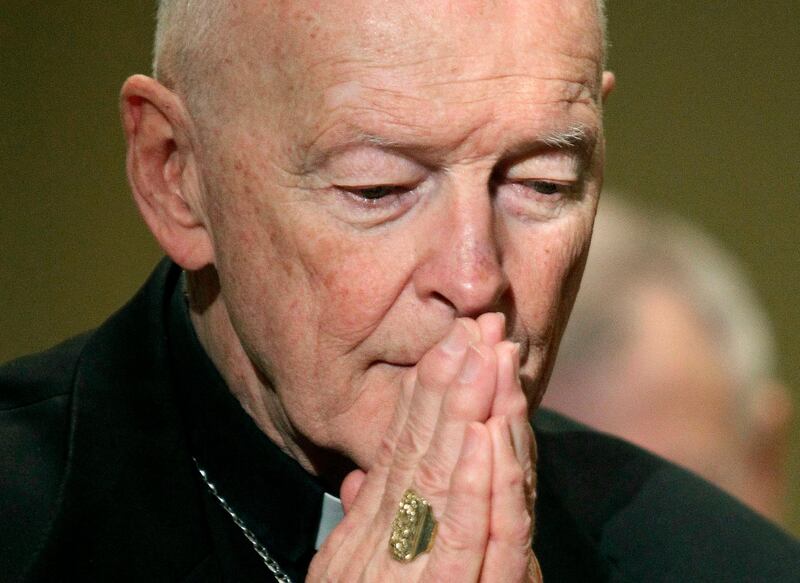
[389,488,438,562]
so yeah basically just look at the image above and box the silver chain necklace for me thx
[193,458,295,583]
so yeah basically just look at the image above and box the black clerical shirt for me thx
[168,275,330,581]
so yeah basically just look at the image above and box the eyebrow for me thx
[303,122,598,173]
[507,123,598,160]
[541,124,595,150]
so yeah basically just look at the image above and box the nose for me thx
[413,187,510,318]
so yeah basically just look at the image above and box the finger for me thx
[491,340,527,419]
[510,418,537,513]
[340,469,366,514]
[477,311,506,346]
[493,342,536,508]
[422,422,492,581]
[385,319,479,485]
[413,342,497,507]
[481,416,534,581]
[377,318,481,471]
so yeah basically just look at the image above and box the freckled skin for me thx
[188,0,607,477]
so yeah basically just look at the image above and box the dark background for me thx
[2,2,798,533]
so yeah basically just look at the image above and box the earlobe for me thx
[120,74,214,270]
[601,71,616,103]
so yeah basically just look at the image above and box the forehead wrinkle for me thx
[212,1,604,116]
[301,96,599,175]
[313,53,599,98]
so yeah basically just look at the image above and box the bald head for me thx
[153,0,607,117]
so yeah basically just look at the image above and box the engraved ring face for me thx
[389,489,438,562]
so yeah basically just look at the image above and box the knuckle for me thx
[508,393,529,418]
[394,419,428,461]
[501,511,532,547]
[444,388,484,421]
[437,516,484,554]
[417,350,458,389]
[414,459,450,499]
[456,463,487,496]
[503,463,526,491]
[375,432,397,467]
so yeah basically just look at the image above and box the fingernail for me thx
[459,345,483,383]
[461,423,481,459]
[510,419,529,465]
[441,321,469,355]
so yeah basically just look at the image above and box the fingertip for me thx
[494,340,516,368]
[339,469,366,514]
[477,312,506,345]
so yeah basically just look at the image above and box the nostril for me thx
[430,291,456,312]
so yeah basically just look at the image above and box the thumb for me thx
[340,468,367,514]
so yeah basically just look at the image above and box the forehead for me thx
[279,0,601,60]
[211,0,603,155]
[233,0,602,86]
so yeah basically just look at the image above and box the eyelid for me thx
[321,146,427,185]
[503,151,582,181]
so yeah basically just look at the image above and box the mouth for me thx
[374,335,531,371]
[373,359,416,370]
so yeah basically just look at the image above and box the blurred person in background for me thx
[543,195,795,523]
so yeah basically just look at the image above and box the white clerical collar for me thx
[315,492,344,550]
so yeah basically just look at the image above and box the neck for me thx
[185,267,354,490]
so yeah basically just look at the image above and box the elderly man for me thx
[1,1,797,581]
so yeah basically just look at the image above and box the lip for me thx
[374,360,415,369]
[375,336,531,370]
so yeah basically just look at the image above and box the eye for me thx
[510,179,575,199]
[527,180,560,196]
[332,181,423,223]
[345,185,410,200]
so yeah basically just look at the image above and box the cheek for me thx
[504,213,593,405]
[298,231,416,345]
[203,167,317,371]
[508,220,591,336]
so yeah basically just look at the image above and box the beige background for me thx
[2,3,798,533]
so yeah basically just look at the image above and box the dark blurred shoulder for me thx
[1,333,90,408]
[533,407,800,582]
[0,333,90,580]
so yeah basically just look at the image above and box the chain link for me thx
[193,458,295,583]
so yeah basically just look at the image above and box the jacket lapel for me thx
[28,261,216,581]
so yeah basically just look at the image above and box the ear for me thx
[601,71,616,103]
[121,74,214,270]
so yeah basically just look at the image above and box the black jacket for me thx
[2,261,799,582]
